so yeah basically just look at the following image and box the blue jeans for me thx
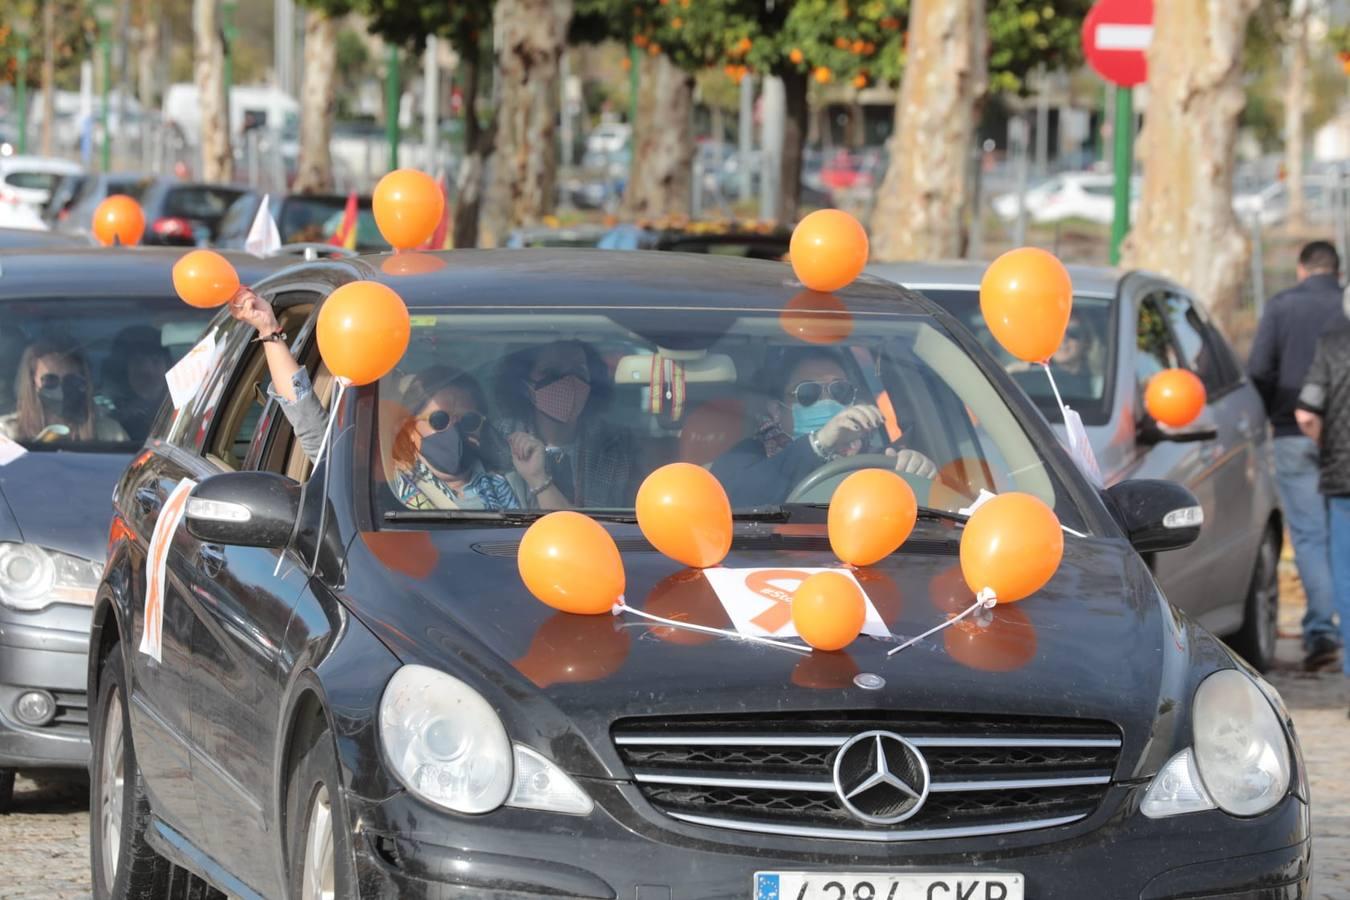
[1273,436,1339,649]
[1327,497,1350,674]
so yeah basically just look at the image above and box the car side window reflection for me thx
[1159,292,1224,394]
[1135,296,1180,392]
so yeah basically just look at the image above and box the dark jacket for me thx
[711,433,823,507]
[1248,273,1347,437]
[1298,324,1350,496]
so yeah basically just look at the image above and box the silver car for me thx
[870,261,1281,670]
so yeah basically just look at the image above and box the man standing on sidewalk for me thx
[1249,241,1346,670]
[1296,321,1350,697]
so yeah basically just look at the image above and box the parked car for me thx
[870,261,1281,670]
[992,172,1141,226]
[0,246,290,811]
[504,223,611,248]
[0,156,84,217]
[47,173,151,232]
[598,219,792,259]
[136,180,247,247]
[0,226,88,250]
[215,192,392,253]
[89,250,1306,898]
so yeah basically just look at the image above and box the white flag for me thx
[244,193,281,257]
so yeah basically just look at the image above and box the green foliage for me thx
[0,0,91,91]
[986,0,1092,95]
[353,0,492,55]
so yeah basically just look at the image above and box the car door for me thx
[1120,287,1226,623]
[1154,289,1261,628]
[184,293,320,897]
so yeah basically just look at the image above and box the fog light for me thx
[14,690,56,726]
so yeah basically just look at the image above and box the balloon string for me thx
[615,603,813,655]
[886,588,998,657]
[1040,362,1069,423]
[311,377,350,469]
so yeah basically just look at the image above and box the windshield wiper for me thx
[789,502,968,525]
[733,505,792,522]
[384,509,638,525]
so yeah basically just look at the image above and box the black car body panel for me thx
[90,251,1309,899]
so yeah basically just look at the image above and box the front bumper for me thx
[347,781,1310,900]
[0,609,92,770]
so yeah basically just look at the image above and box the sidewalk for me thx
[1267,564,1347,899]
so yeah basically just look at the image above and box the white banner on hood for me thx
[701,567,890,641]
[139,478,195,663]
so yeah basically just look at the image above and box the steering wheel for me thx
[785,453,934,505]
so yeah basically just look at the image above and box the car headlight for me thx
[1142,669,1293,819]
[1191,669,1291,816]
[379,665,593,817]
[0,542,102,611]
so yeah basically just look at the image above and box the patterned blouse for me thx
[393,457,521,511]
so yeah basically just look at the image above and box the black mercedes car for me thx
[89,251,1308,899]
[0,247,288,811]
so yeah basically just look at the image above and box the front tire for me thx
[286,715,357,900]
[1229,528,1280,673]
[90,645,174,899]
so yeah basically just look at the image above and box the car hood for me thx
[343,521,1203,780]
[0,450,129,562]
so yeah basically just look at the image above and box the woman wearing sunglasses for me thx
[711,348,937,507]
[1,338,128,443]
[230,288,565,511]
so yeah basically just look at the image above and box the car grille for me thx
[613,711,1121,842]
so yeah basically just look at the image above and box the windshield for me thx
[275,196,391,251]
[915,289,1114,427]
[372,307,1090,532]
[0,296,213,452]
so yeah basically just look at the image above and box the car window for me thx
[216,195,259,242]
[1154,291,1226,394]
[1135,294,1183,397]
[372,307,1091,534]
[4,171,63,192]
[912,289,1114,427]
[317,207,390,252]
[163,186,244,222]
[0,295,214,452]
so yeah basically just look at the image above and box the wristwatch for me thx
[254,330,288,344]
[808,430,830,459]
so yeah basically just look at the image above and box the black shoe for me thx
[1304,636,1342,672]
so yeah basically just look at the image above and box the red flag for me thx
[330,191,359,249]
[424,173,452,250]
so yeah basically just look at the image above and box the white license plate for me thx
[753,872,1023,900]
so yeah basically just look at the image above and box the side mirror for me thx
[1137,418,1218,446]
[1104,479,1204,554]
[184,471,301,549]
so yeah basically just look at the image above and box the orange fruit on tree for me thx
[853,74,868,89]
[789,47,804,64]
[834,36,850,49]
[851,39,865,53]
[814,66,832,84]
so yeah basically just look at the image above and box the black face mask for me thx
[38,374,89,420]
[418,420,468,476]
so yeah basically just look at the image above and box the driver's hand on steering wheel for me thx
[886,447,939,480]
[816,404,885,453]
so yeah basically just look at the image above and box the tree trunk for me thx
[454,51,493,250]
[623,52,694,219]
[1284,8,1308,230]
[1120,0,1260,321]
[193,0,233,182]
[292,8,337,194]
[869,0,986,261]
[479,0,572,247]
[138,7,158,110]
[39,0,55,156]
[778,67,809,223]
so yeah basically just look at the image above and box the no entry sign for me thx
[1082,0,1154,87]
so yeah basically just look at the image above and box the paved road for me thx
[0,571,1345,899]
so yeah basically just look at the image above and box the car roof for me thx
[0,156,84,173]
[0,227,87,249]
[0,246,294,298]
[866,259,1125,299]
[288,248,932,316]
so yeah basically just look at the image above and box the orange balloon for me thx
[779,290,854,345]
[171,250,240,308]
[959,492,1064,603]
[791,571,866,651]
[518,511,625,615]
[315,281,410,385]
[373,169,445,250]
[1145,368,1207,428]
[515,612,630,688]
[789,209,869,292]
[636,463,733,568]
[380,251,447,276]
[92,194,146,246]
[827,469,917,566]
[979,247,1073,363]
[944,604,1037,672]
